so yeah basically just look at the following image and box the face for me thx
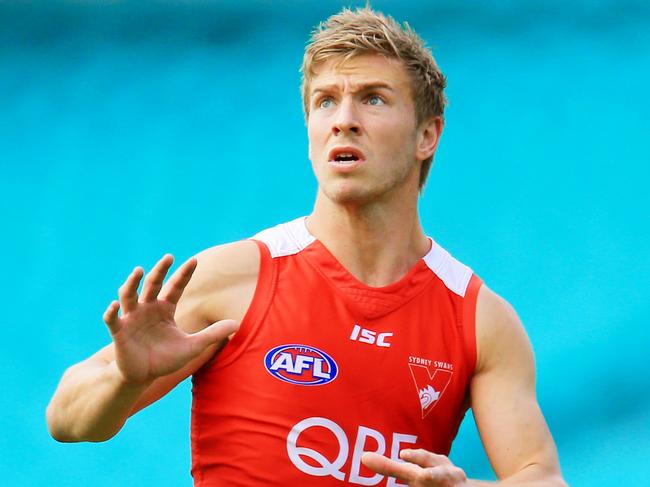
[307,53,429,206]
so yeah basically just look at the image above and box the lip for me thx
[328,146,366,162]
[327,146,366,172]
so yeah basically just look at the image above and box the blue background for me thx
[1,0,648,485]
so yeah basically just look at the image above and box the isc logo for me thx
[264,344,338,386]
[349,324,393,348]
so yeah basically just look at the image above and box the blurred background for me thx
[1,0,648,485]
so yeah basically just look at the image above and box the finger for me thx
[361,452,419,483]
[419,465,467,485]
[140,254,174,302]
[400,449,450,468]
[186,319,240,354]
[158,257,198,305]
[103,300,121,334]
[118,266,144,313]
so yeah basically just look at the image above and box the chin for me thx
[321,180,380,206]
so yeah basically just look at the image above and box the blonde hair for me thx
[301,7,447,189]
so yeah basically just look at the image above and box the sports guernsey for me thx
[190,217,483,486]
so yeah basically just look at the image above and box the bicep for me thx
[470,287,561,479]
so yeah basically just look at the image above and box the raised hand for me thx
[361,450,467,487]
[102,254,238,386]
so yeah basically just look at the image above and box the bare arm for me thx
[362,286,566,487]
[466,286,565,486]
[46,241,259,442]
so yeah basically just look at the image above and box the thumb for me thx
[188,319,240,351]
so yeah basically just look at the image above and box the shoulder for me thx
[193,239,261,286]
[474,285,534,377]
[176,240,261,332]
[475,285,520,333]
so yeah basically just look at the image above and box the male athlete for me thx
[47,7,567,487]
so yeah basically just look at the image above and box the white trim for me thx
[253,218,473,296]
[251,217,316,258]
[422,239,473,297]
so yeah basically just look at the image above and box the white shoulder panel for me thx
[251,216,316,258]
[422,239,473,297]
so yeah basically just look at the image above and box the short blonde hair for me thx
[301,7,447,189]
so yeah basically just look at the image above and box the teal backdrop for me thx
[1,1,648,485]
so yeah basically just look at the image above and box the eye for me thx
[317,97,334,109]
[366,95,385,106]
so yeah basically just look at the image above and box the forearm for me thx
[466,464,567,487]
[46,359,150,442]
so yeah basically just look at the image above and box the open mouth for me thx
[334,153,359,163]
[328,147,365,164]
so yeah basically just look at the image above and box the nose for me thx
[332,99,361,136]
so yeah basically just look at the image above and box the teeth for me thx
[332,150,360,164]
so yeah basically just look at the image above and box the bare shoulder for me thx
[474,285,534,377]
[177,239,261,332]
[191,239,261,290]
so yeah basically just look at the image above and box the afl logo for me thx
[264,344,339,386]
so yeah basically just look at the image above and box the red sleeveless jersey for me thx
[191,217,482,486]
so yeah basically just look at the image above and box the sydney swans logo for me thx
[408,359,453,418]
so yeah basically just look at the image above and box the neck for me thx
[306,190,430,287]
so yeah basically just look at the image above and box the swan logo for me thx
[265,344,338,386]
[418,385,440,409]
[408,361,453,418]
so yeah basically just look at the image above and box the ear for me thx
[415,116,444,161]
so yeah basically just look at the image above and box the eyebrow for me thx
[311,81,395,97]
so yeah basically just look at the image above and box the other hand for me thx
[361,449,468,487]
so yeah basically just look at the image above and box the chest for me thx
[214,261,470,456]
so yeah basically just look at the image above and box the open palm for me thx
[103,255,237,385]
